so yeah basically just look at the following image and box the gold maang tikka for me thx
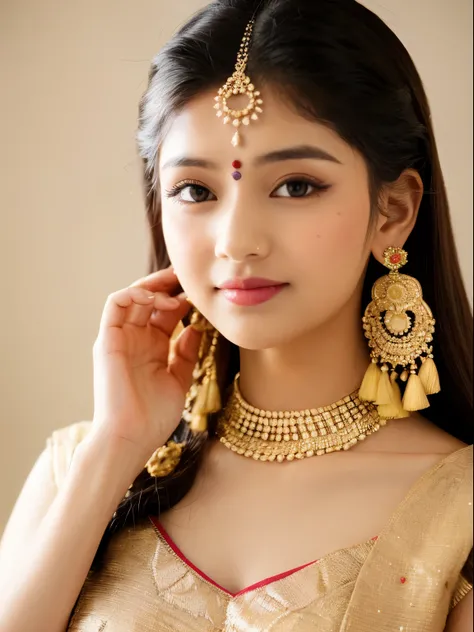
[213,18,263,147]
[359,246,440,417]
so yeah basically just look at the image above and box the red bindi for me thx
[232,160,242,169]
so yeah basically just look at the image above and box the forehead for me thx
[158,86,357,170]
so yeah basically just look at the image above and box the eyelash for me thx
[164,177,331,203]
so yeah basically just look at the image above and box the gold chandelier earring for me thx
[182,306,222,433]
[359,246,440,418]
[144,307,221,477]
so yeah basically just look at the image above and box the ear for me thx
[371,169,424,263]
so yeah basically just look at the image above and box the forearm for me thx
[0,433,146,632]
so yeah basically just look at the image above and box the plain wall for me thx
[0,0,472,533]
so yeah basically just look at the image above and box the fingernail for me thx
[176,291,188,300]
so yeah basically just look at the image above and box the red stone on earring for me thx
[232,160,242,169]
[390,253,402,264]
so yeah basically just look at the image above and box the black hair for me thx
[91,0,472,583]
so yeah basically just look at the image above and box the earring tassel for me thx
[377,372,410,419]
[376,366,395,406]
[205,373,221,413]
[418,357,441,395]
[194,376,210,410]
[400,370,409,382]
[190,378,211,432]
[189,369,222,432]
[359,361,382,401]
[402,372,430,411]
[189,412,208,432]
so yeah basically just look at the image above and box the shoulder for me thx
[403,417,472,476]
[397,415,472,485]
[0,421,93,577]
[47,419,93,447]
[405,414,470,455]
[364,412,470,456]
[46,420,94,489]
[379,418,473,613]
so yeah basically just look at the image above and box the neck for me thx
[238,299,369,411]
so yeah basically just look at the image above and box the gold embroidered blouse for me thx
[45,422,472,631]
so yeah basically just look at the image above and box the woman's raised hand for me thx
[90,266,201,463]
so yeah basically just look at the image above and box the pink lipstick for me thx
[217,278,288,306]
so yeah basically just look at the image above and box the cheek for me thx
[161,205,211,285]
[294,195,369,263]
[290,193,370,304]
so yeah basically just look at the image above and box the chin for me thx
[216,320,298,351]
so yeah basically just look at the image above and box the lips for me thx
[217,278,288,306]
[218,277,285,290]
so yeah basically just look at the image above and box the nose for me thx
[214,202,271,262]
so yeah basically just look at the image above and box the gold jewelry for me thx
[145,440,185,477]
[360,246,440,417]
[182,308,221,432]
[214,18,263,147]
[216,373,387,462]
[146,307,221,477]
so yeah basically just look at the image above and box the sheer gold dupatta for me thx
[340,445,473,632]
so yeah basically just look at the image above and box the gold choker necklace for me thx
[216,373,388,462]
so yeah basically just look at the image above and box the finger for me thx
[125,290,181,327]
[99,286,179,332]
[149,293,192,336]
[168,325,203,393]
[128,266,179,292]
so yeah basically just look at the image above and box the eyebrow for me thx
[161,144,342,170]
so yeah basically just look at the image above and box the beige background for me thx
[0,0,472,533]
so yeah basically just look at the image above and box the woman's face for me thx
[159,86,374,350]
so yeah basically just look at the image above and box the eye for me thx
[164,176,330,203]
[164,180,216,204]
[271,178,330,198]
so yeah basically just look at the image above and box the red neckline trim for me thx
[150,516,378,599]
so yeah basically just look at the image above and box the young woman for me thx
[0,0,472,630]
